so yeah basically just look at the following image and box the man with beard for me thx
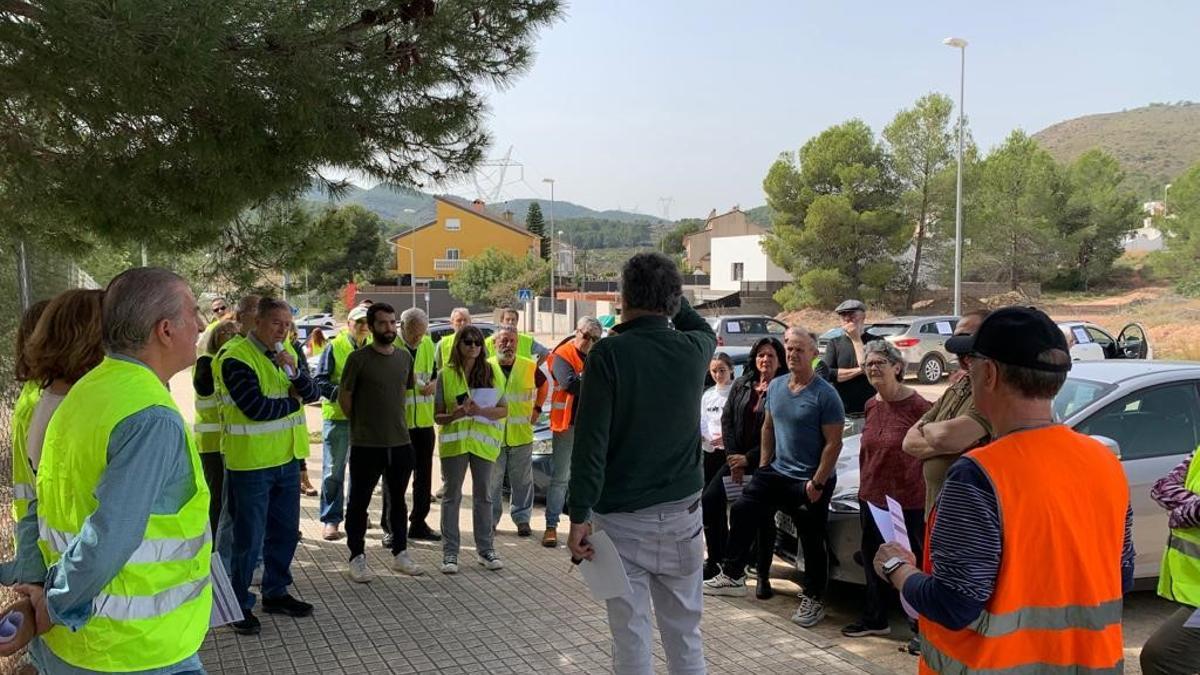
[338,303,423,582]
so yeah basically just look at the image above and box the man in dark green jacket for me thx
[568,252,716,675]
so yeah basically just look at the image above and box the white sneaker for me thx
[347,554,373,583]
[479,550,504,571]
[251,564,263,587]
[391,550,424,576]
[702,572,747,597]
[791,595,826,627]
[440,555,459,575]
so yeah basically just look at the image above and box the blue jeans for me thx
[489,443,534,527]
[545,427,575,530]
[215,469,235,575]
[227,460,301,611]
[319,420,351,524]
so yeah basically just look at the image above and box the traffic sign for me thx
[517,288,533,302]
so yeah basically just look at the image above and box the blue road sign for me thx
[518,288,533,302]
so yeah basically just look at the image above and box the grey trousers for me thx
[593,493,706,675]
[440,453,495,558]
[1141,604,1200,675]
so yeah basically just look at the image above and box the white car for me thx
[1058,321,1152,362]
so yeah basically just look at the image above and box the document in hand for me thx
[469,387,500,424]
[209,553,244,627]
[868,496,918,620]
[578,530,633,602]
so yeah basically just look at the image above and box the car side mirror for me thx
[1090,435,1121,459]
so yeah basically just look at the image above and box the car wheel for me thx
[918,354,944,384]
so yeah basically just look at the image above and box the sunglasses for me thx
[460,339,482,347]
[213,306,227,314]
[580,332,600,342]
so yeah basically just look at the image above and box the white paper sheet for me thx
[935,321,953,335]
[209,553,244,627]
[578,530,633,602]
[722,475,744,502]
[1185,607,1200,629]
[469,387,500,424]
[868,497,918,620]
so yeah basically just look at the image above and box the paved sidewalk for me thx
[198,476,891,674]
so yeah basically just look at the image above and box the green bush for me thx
[799,268,853,309]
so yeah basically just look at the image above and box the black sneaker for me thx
[230,611,261,636]
[906,636,921,655]
[262,594,313,618]
[702,561,722,581]
[755,577,774,600]
[516,523,532,537]
[841,622,891,638]
[408,524,442,542]
[381,533,394,549]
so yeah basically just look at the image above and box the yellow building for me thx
[390,196,541,281]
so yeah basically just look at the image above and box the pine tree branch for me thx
[0,0,41,20]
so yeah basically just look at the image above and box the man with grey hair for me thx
[705,326,845,630]
[567,252,716,675]
[380,306,442,542]
[435,306,472,367]
[17,267,214,673]
[542,314,603,547]
[487,325,549,537]
[219,296,320,635]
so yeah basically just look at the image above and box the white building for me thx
[709,234,791,292]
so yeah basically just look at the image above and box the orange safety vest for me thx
[548,340,585,433]
[919,425,1127,674]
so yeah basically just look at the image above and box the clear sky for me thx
[438,0,1197,219]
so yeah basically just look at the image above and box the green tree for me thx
[883,93,957,307]
[967,130,1065,290]
[307,205,392,296]
[526,202,549,260]
[194,199,322,296]
[1153,162,1200,293]
[449,247,548,307]
[1055,150,1141,290]
[762,120,904,307]
[661,218,706,255]
[0,0,563,251]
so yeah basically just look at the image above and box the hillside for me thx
[303,182,663,227]
[1032,102,1200,199]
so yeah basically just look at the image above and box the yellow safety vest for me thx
[217,337,309,471]
[438,362,505,461]
[405,335,436,429]
[320,332,370,421]
[485,332,535,360]
[11,380,40,527]
[489,355,537,447]
[1159,453,1200,607]
[37,357,211,671]
[437,332,457,369]
[193,355,221,454]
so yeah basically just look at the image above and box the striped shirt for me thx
[1151,453,1199,529]
[221,335,320,421]
[903,456,1135,630]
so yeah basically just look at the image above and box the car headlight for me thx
[532,439,553,456]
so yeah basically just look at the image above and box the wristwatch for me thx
[881,556,907,578]
[809,479,826,492]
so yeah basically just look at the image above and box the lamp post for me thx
[944,36,967,316]
[543,178,557,339]
[395,244,416,308]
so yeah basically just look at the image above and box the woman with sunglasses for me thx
[435,324,508,574]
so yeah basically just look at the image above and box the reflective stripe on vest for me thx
[36,357,211,671]
[405,335,437,429]
[217,338,309,471]
[194,398,219,410]
[321,332,369,421]
[194,423,222,434]
[1158,454,1200,606]
[918,426,1127,673]
[194,355,222,454]
[920,637,1124,675]
[11,381,41,529]
[490,355,537,447]
[438,363,505,461]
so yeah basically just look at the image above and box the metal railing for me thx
[433,258,467,272]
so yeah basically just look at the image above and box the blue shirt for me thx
[22,354,205,675]
[764,375,845,480]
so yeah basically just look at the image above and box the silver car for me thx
[706,315,789,348]
[818,316,961,384]
[777,360,1199,585]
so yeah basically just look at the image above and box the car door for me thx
[1067,325,1105,361]
[1073,379,1200,579]
[1086,326,1121,360]
[1117,323,1151,360]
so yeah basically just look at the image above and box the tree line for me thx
[763,93,1143,310]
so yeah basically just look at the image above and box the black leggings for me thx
[199,452,224,535]
[701,461,758,566]
[346,445,414,558]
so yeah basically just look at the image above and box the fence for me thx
[0,237,96,673]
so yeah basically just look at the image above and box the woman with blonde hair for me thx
[193,319,239,532]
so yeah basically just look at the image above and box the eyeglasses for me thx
[580,333,600,342]
[862,360,891,370]
[354,319,368,326]
[460,339,482,347]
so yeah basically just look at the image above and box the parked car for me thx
[706,315,788,348]
[295,313,336,342]
[873,315,962,384]
[1059,321,1152,362]
[428,321,498,345]
[774,360,1200,585]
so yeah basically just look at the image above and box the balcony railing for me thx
[433,258,467,271]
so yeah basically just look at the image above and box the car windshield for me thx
[868,323,909,338]
[300,314,324,321]
[1053,377,1116,422]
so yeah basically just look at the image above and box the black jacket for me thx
[720,337,787,469]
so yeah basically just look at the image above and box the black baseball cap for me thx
[944,306,1071,373]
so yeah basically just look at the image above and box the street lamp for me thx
[543,178,557,339]
[944,36,968,316]
[395,244,416,308]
